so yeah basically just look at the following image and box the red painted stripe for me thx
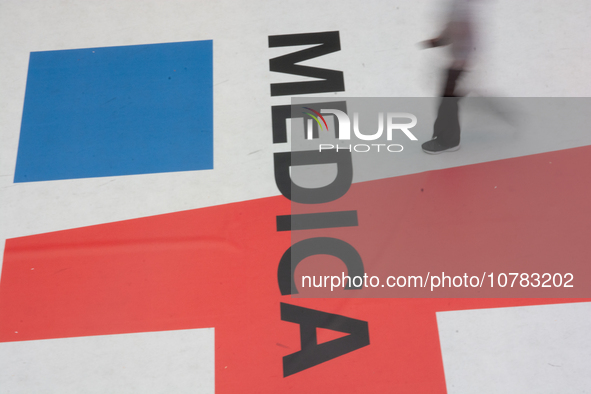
[1,145,590,393]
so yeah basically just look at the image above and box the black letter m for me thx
[269,31,345,96]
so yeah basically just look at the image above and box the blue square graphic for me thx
[15,40,213,182]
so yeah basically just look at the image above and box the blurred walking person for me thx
[421,0,480,154]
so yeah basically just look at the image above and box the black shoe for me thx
[421,139,460,154]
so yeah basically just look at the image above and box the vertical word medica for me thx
[269,31,370,377]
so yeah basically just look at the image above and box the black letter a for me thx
[281,303,370,377]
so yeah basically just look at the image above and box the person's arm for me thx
[422,23,451,48]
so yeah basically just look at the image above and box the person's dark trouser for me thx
[432,96,461,147]
[432,68,463,147]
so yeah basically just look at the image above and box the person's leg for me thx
[422,67,464,153]
[442,67,463,97]
[432,96,461,147]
